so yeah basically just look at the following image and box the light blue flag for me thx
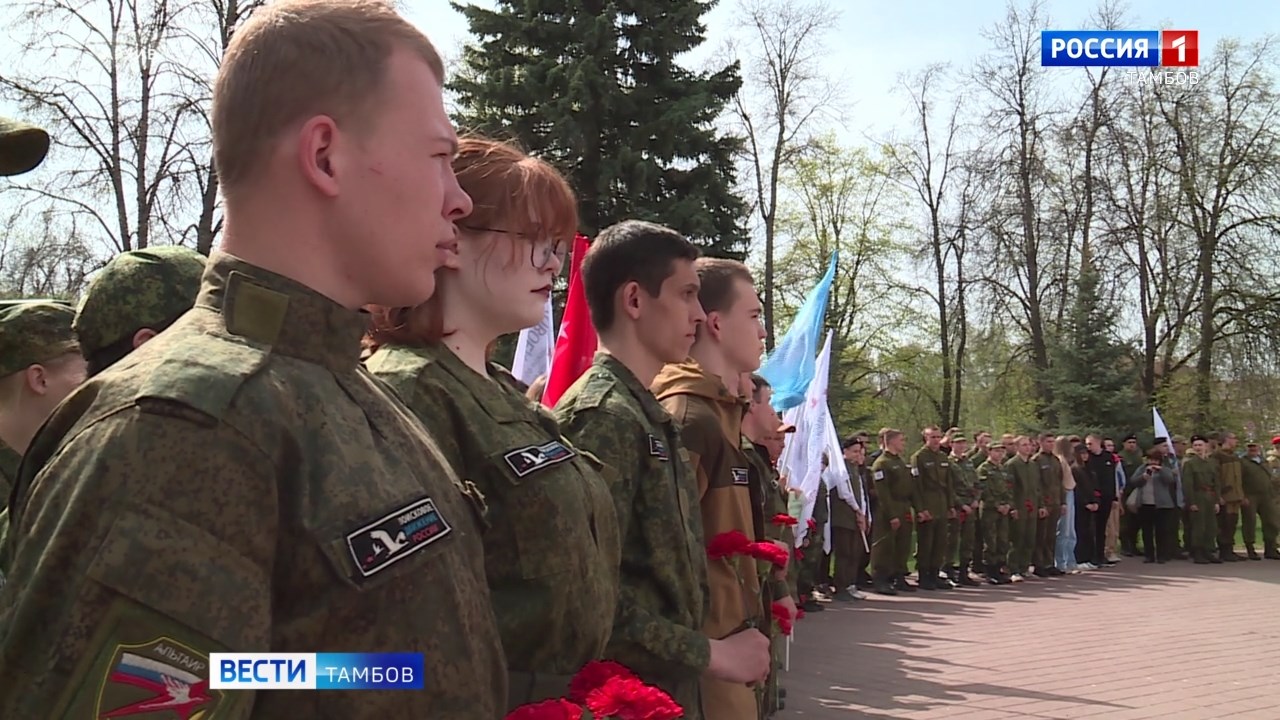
[759,251,838,411]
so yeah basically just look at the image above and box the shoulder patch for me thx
[731,467,750,486]
[874,470,885,480]
[910,467,920,476]
[503,440,576,478]
[346,496,451,579]
[96,637,226,718]
[647,434,669,461]
[135,330,270,422]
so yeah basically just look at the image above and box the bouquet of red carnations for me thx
[503,660,683,720]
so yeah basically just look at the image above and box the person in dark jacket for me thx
[1072,443,1102,570]
[1084,435,1118,567]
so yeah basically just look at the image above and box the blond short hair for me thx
[212,0,444,196]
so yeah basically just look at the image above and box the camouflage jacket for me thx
[949,453,980,509]
[1005,455,1041,511]
[978,460,1014,508]
[1034,451,1066,508]
[553,353,709,706]
[910,446,953,511]
[1182,454,1220,504]
[365,343,620,679]
[871,451,913,521]
[0,253,507,719]
[1241,454,1271,498]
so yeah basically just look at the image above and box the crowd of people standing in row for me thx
[790,428,1280,615]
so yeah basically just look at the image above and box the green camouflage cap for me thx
[0,117,51,176]
[73,245,207,358]
[0,300,78,376]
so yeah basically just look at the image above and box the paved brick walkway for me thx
[777,560,1280,719]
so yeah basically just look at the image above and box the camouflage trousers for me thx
[1188,505,1218,553]
[946,511,978,567]
[1034,505,1060,570]
[1010,509,1036,571]
[983,511,1010,567]
[1242,490,1278,550]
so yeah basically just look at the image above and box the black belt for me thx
[506,670,575,710]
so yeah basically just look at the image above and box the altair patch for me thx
[503,440,576,477]
[647,434,669,461]
[731,467,750,486]
[96,637,223,719]
[346,496,451,579]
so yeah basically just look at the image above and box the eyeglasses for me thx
[460,225,568,273]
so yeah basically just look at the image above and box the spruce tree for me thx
[1047,262,1145,435]
[450,0,749,258]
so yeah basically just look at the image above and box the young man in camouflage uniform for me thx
[1006,436,1041,580]
[910,426,955,590]
[556,221,768,719]
[0,302,84,505]
[0,3,510,716]
[946,433,982,586]
[1033,432,1067,577]
[978,444,1014,584]
[1212,431,1246,561]
[870,429,915,594]
[1185,435,1222,564]
[1240,442,1278,560]
[739,374,796,718]
[72,245,207,377]
[831,436,870,601]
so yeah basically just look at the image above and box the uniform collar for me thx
[195,252,368,373]
[594,352,674,428]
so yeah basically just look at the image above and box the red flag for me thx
[541,233,597,408]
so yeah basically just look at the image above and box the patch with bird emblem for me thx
[94,637,225,719]
[345,496,451,579]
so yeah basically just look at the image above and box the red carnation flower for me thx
[770,600,794,635]
[770,513,798,527]
[796,607,806,620]
[746,542,789,568]
[568,660,640,704]
[504,698,584,720]
[707,530,752,560]
[795,548,805,561]
[585,675,683,720]
[806,518,818,532]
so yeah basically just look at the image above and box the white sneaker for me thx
[1079,562,1096,570]
[1067,567,1082,574]
[850,589,868,600]
[1010,573,1024,582]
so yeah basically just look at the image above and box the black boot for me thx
[1247,546,1261,561]
[958,563,981,586]
[918,571,938,590]
[1193,551,1210,565]
[1265,547,1280,560]
[873,576,898,596]
[894,575,918,593]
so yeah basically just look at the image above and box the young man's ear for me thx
[620,281,643,321]
[703,310,722,341]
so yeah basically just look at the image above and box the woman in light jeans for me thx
[1053,436,1080,573]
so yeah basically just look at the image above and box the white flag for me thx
[782,330,855,555]
[1153,407,1173,453]
[512,295,555,386]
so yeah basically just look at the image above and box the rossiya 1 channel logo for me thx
[1040,30,1199,67]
